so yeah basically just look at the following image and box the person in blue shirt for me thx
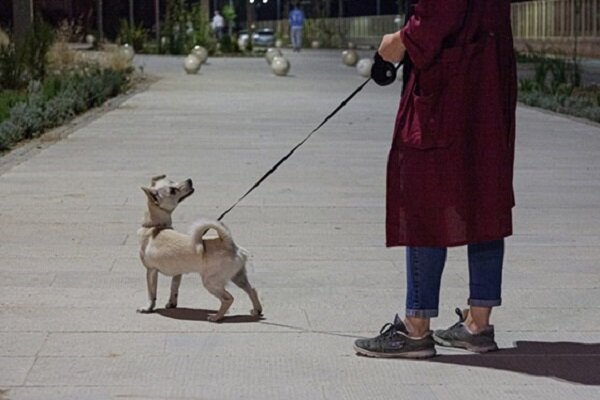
[289,4,305,52]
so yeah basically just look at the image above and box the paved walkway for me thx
[1,50,599,399]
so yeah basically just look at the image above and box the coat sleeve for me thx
[400,0,469,69]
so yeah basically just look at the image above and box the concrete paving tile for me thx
[0,334,46,357]
[431,385,600,400]
[0,357,34,386]
[39,333,167,357]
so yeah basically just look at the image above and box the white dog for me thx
[137,175,262,322]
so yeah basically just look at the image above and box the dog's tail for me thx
[190,219,235,252]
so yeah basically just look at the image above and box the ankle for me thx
[405,317,430,338]
[464,320,491,334]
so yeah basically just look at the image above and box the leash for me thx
[217,57,402,222]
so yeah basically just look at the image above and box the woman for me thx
[354,0,517,358]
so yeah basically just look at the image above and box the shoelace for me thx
[448,307,467,330]
[378,322,404,338]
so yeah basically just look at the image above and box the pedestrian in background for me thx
[289,3,305,52]
[354,0,517,359]
[212,10,225,40]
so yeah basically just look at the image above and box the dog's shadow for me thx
[432,341,600,385]
[156,307,263,323]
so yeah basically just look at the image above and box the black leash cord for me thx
[217,76,373,222]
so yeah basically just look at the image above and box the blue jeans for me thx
[291,26,303,50]
[405,239,504,318]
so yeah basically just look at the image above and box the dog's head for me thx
[141,175,195,213]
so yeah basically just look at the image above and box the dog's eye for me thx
[169,188,177,195]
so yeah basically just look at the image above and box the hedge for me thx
[0,67,128,152]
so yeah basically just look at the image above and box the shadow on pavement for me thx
[432,341,600,385]
[156,307,263,323]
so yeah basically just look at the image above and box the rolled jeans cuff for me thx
[468,298,502,307]
[406,308,439,318]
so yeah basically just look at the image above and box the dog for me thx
[137,175,262,322]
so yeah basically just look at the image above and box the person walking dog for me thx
[354,0,518,358]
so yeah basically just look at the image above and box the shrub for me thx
[0,43,25,90]
[118,20,148,52]
[0,91,27,122]
[21,17,55,82]
[0,68,129,152]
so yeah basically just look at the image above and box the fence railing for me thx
[253,15,403,47]
[511,0,599,39]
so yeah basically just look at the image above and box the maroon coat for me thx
[386,0,517,247]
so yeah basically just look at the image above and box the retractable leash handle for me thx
[217,54,401,222]
[371,52,403,86]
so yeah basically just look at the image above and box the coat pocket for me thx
[394,66,450,150]
[394,39,487,151]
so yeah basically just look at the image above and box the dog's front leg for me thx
[166,274,182,309]
[137,268,158,313]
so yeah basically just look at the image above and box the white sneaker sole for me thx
[433,336,498,353]
[353,344,436,359]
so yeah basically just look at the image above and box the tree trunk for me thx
[13,0,34,46]
[97,0,104,41]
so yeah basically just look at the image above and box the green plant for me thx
[118,19,148,52]
[222,4,236,36]
[0,91,27,122]
[21,16,55,82]
[0,67,129,153]
[163,0,215,55]
[0,43,25,90]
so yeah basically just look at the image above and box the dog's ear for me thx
[151,174,167,185]
[141,186,159,205]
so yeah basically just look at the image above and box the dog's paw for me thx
[207,314,224,322]
[136,307,155,314]
[165,302,178,309]
[250,308,263,317]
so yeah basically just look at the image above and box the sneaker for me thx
[433,308,499,353]
[354,314,436,359]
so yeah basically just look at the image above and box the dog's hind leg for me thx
[166,274,182,309]
[137,268,158,313]
[232,268,263,317]
[203,282,234,322]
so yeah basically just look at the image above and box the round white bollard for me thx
[342,49,359,66]
[238,36,248,50]
[121,44,135,62]
[265,48,282,65]
[356,58,373,78]
[397,65,404,81]
[347,42,356,50]
[275,39,284,49]
[183,54,201,74]
[191,45,208,64]
[311,40,320,49]
[85,34,96,46]
[271,56,290,76]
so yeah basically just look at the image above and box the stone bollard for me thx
[356,58,373,78]
[191,45,208,64]
[311,40,320,49]
[342,49,359,67]
[266,48,282,65]
[85,34,96,46]
[121,44,135,62]
[271,56,290,76]
[183,54,201,74]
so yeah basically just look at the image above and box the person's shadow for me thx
[432,341,600,385]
